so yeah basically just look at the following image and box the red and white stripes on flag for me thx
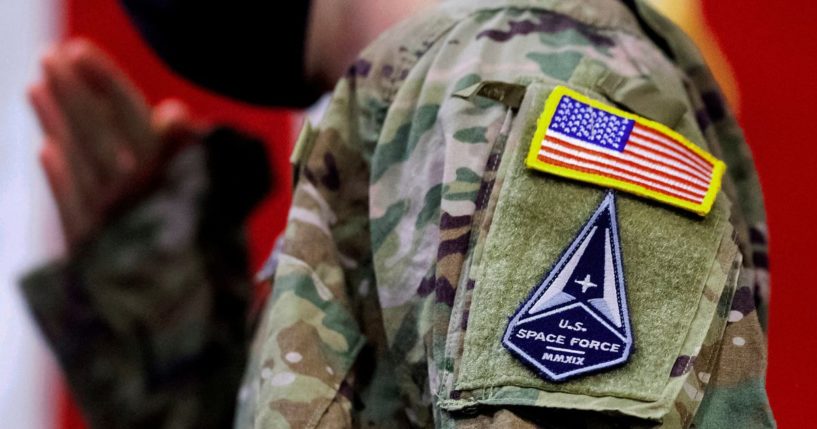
[526,86,725,215]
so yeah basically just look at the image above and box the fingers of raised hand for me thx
[31,65,101,211]
[39,141,96,247]
[152,99,202,157]
[28,81,69,142]
[68,40,156,159]
[41,40,163,203]
[41,43,129,189]
[31,39,169,248]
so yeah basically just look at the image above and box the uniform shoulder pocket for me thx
[439,81,739,427]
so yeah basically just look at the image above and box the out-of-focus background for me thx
[1,0,815,427]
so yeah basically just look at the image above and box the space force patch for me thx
[526,86,725,216]
[503,192,633,382]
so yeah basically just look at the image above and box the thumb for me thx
[151,99,207,157]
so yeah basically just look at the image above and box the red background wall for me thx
[703,2,817,427]
[59,1,817,427]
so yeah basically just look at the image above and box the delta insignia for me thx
[526,86,725,216]
[503,192,633,382]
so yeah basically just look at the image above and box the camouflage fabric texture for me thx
[23,0,774,428]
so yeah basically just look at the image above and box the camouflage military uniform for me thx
[23,0,774,428]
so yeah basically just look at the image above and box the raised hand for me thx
[29,39,204,251]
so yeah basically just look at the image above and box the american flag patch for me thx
[526,86,725,216]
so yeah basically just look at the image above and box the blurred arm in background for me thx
[24,40,269,428]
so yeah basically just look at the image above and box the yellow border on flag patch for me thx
[525,86,726,216]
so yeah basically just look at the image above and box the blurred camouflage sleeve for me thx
[21,127,270,429]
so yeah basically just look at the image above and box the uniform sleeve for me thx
[21,128,269,429]
[683,72,776,429]
[236,78,373,428]
[625,5,775,426]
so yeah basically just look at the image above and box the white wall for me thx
[0,0,60,428]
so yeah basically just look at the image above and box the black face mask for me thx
[120,0,319,107]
